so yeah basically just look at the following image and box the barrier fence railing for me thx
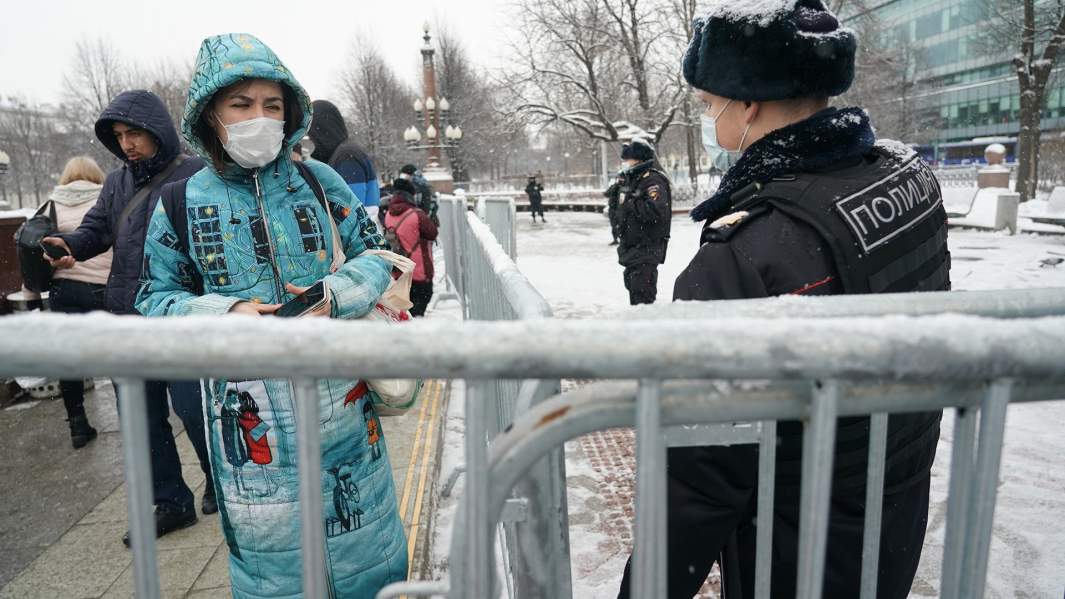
[435,195,571,598]
[1,297,1064,599]
[5,191,1064,599]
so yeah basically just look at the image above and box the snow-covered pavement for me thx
[512,212,1065,598]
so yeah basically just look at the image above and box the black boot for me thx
[122,503,197,547]
[68,416,98,449]
[201,484,218,515]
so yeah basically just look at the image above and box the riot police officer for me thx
[618,1,948,598]
[615,137,672,305]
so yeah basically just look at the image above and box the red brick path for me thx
[577,428,720,598]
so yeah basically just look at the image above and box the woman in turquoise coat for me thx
[136,33,407,598]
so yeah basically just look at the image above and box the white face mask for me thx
[701,100,751,172]
[217,115,286,169]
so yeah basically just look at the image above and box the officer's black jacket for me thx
[667,107,945,599]
[616,161,672,266]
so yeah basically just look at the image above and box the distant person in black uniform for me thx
[617,2,948,598]
[614,137,671,305]
[525,175,546,223]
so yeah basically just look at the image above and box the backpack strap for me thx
[389,210,418,255]
[294,161,345,271]
[116,155,186,241]
[294,161,328,212]
[159,179,204,295]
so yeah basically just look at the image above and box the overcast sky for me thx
[0,0,509,106]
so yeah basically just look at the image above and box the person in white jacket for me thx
[46,156,113,448]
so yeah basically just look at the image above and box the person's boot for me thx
[201,484,218,515]
[122,503,197,547]
[68,415,98,449]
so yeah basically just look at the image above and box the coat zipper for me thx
[252,169,287,302]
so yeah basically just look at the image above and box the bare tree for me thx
[842,14,933,144]
[664,0,699,187]
[0,99,67,207]
[505,0,682,145]
[63,37,129,124]
[986,0,1065,202]
[434,22,526,181]
[338,37,419,179]
[129,58,194,134]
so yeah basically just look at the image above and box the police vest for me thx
[736,146,950,294]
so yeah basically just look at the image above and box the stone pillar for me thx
[420,26,454,193]
[977,143,1011,189]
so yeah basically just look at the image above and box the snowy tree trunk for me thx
[683,98,699,189]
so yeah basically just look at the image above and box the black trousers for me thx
[617,445,931,599]
[530,201,545,219]
[623,264,658,305]
[49,279,106,420]
[410,281,434,317]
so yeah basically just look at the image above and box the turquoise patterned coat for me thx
[136,33,407,598]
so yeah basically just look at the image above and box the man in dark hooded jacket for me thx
[44,90,215,544]
[307,99,382,220]
[618,2,947,598]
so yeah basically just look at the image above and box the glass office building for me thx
[843,0,1061,164]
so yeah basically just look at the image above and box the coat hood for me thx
[94,90,181,182]
[388,193,416,215]
[49,180,103,206]
[181,33,312,166]
[308,100,349,162]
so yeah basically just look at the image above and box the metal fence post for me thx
[294,378,327,598]
[796,380,840,599]
[940,405,978,599]
[465,380,493,598]
[115,378,161,599]
[484,197,517,260]
[860,413,889,599]
[633,379,667,598]
[508,379,573,599]
[754,420,777,599]
[960,380,1012,599]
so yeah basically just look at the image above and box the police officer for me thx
[615,137,671,305]
[618,1,947,598]
[525,175,546,223]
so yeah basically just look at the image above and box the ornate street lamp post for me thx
[403,24,464,192]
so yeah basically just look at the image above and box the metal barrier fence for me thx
[419,288,1065,599]
[434,195,572,599]
[3,194,1064,599]
[1,294,1064,599]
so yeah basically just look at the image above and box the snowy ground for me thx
[509,212,1065,598]
[425,212,1065,598]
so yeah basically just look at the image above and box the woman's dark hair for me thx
[193,79,304,173]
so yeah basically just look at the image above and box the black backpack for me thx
[14,201,57,293]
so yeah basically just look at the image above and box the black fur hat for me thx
[620,137,656,162]
[683,0,856,101]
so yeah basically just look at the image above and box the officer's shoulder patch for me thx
[648,185,661,201]
[709,210,749,230]
[701,207,769,244]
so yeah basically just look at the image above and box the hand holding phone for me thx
[276,281,331,318]
[40,240,70,260]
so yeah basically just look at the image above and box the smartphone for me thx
[40,240,70,260]
[276,282,329,318]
